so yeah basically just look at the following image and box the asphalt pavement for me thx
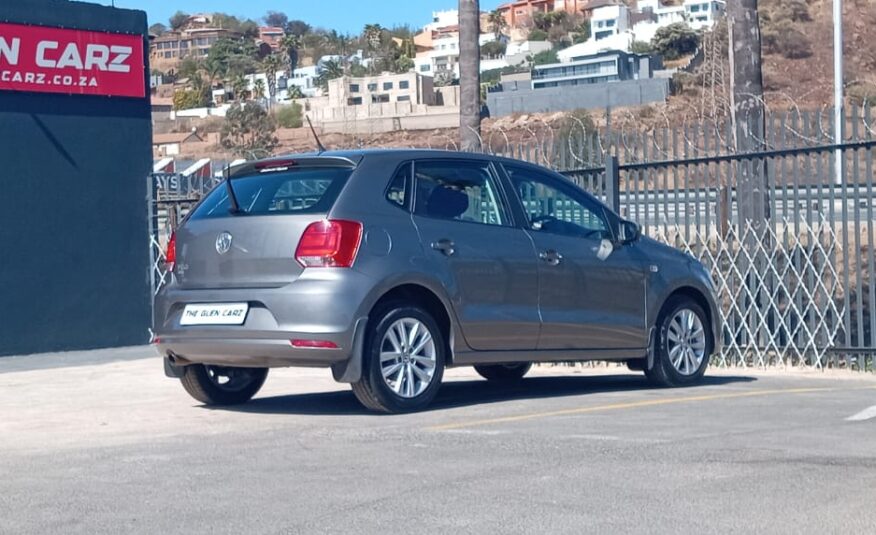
[1,347,875,534]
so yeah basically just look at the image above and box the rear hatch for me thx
[174,158,355,290]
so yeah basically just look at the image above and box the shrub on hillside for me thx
[172,89,209,111]
[651,23,699,61]
[276,103,304,129]
[766,0,812,23]
[531,49,559,65]
[528,28,549,41]
[762,19,812,59]
[848,84,876,108]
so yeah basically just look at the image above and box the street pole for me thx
[834,0,843,185]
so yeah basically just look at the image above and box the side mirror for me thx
[619,220,640,244]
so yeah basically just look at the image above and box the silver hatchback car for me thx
[154,150,720,413]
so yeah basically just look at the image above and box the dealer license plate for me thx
[180,303,249,326]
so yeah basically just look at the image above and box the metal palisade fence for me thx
[511,107,874,372]
[149,107,876,372]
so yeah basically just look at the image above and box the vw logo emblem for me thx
[215,232,233,255]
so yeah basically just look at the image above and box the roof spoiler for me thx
[225,155,359,179]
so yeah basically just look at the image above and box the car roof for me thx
[235,148,558,171]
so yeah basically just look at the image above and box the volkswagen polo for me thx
[153,150,720,413]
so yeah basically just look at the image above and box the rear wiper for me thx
[225,176,242,214]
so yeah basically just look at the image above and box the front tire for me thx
[474,362,532,382]
[351,304,446,413]
[180,364,268,405]
[646,297,711,387]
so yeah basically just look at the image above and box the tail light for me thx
[165,232,177,272]
[295,220,362,268]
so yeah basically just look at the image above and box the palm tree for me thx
[261,53,283,107]
[279,34,301,77]
[230,74,248,101]
[459,0,481,152]
[363,24,384,51]
[316,59,344,92]
[253,78,267,102]
[487,9,508,41]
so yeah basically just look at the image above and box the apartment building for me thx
[496,0,554,28]
[591,4,630,40]
[531,49,658,89]
[684,0,726,29]
[415,24,507,79]
[258,26,285,51]
[327,73,436,108]
[151,27,239,73]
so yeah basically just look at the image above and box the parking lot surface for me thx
[2,348,875,534]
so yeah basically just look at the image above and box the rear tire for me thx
[351,304,446,413]
[180,364,268,405]
[474,362,532,382]
[646,297,711,387]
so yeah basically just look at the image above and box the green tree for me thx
[230,75,248,101]
[480,40,507,59]
[279,34,301,77]
[264,11,288,28]
[287,85,306,99]
[316,60,344,91]
[205,38,259,81]
[262,54,284,103]
[220,102,279,158]
[487,10,508,41]
[572,20,591,43]
[169,11,189,31]
[630,40,653,54]
[651,22,699,60]
[363,24,384,51]
[177,57,201,80]
[286,20,311,38]
[528,28,549,41]
[531,49,558,65]
[252,78,267,101]
[276,103,304,128]
[172,88,209,110]
[394,55,415,73]
[149,23,167,36]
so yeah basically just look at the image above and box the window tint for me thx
[414,161,508,226]
[504,165,610,240]
[386,163,410,209]
[189,168,352,219]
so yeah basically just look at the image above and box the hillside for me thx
[166,0,875,160]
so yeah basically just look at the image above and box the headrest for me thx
[426,186,469,219]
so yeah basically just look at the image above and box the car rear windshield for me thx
[189,167,353,219]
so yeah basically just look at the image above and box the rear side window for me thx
[189,168,352,219]
[413,160,509,227]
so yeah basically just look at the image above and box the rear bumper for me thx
[153,269,376,368]
[156,334,353,368]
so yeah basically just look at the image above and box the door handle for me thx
[431,239,455,256]
[539,250,563,266]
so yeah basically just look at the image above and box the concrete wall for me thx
[486,78,670,117]
[318,110,460,134]
[0,0,153,356]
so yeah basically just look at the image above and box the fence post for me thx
[605,155,620,214]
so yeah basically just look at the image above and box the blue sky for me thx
[95,1,505,34]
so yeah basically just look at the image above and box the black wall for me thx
[0,0,152,356]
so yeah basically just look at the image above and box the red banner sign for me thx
[0,23,145,98]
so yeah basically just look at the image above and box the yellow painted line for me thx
[429,385,876,431]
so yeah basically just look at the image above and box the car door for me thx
[501,163,648,350]
[411,158,540,351]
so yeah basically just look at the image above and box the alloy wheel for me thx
[379,318,437,398]
[665,308,707,376]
